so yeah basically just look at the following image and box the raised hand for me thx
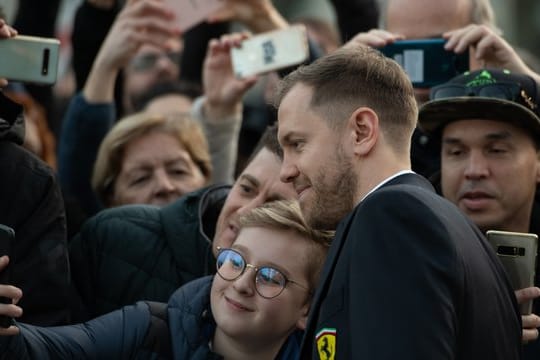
[0,256,23,336]
[202,32,258,120]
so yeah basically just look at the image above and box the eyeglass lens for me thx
[130,52,181,71]
[216,249,287,299]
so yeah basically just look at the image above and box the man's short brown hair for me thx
[274,45,418,154]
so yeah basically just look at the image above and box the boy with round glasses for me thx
[0,200,332,359]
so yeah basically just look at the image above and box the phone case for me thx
[0,35,60,85]
[486,230,538,314]
[231,25,309,78]
[380,38,469,88]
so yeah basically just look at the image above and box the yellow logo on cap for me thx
[316,328,336,360]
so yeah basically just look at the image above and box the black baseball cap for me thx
[418,69,540,142]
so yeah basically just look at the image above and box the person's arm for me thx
[59,0,180,215]
[192,33,258,184]
[0,258,151,359]
[443,24,540,83]
[57,93,115,216]
[71,0,119,91]
[330,0,379,42]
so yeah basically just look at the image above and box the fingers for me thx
[443,24,501,54]
[0,256,9,272]
[206,32,250,58]
[0,19,18,38]
[0,325,20,336]
[120,0,180,35]
[515,287,540,304]
[345,29,404,49]
[522,319,540,344]
[522,313,540,330]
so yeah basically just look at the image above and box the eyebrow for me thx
[239,174,260,188]
[443,131,512,145]
[280,131,304,145]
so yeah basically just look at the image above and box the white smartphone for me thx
[486,230,538,314]
[231,25,309,78]
[0,35,60,85]
[164,0,224,32]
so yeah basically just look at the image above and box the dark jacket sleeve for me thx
[0,142,70,326]
[71,2,119,91]
[330,0,379,41]
[0,302,151,359]
[58,93,115,216]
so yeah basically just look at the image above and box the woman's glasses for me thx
[216,247,310,299]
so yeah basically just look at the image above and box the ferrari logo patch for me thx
[316,328,336,360]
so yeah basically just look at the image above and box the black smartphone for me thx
[0,224,15,328]
[380,38,469,88]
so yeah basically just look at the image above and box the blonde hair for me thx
[92,112,212,206]
[238,200,334,289]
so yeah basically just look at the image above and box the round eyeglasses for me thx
[215,247,310,299]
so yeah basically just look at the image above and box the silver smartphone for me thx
[0,35,60,85]
[231,25,309,78]
[486,230,538,314]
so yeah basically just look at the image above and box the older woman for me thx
[92,111,211,207]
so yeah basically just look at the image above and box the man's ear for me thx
[296,302,311,330]
[347,107,379,157]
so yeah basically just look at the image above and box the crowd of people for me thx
[1,0,540,358]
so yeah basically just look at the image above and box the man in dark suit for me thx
[275,45,522,359]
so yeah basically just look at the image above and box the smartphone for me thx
[231,25,309,78]
[0,224,15,328]
[164,0,224,32]
[486,230,538,314]
[0,35,60,85]
[380,38,469,88]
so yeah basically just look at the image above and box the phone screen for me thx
[0,224,14,328]
[380,38,469,88]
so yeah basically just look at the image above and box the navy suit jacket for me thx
[301,173,521,360]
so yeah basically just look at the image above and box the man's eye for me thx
[239,184,254,195]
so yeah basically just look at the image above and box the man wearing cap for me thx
[419,68,540,356]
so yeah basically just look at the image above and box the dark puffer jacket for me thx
[69,184,230,320]
[0,93,70,326]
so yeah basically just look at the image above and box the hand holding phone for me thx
[380,38,469,88]
[486,230,538,314]
[164,0,225,32]
[231,25,309,78]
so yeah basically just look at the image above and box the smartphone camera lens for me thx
[497,245,525,257]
